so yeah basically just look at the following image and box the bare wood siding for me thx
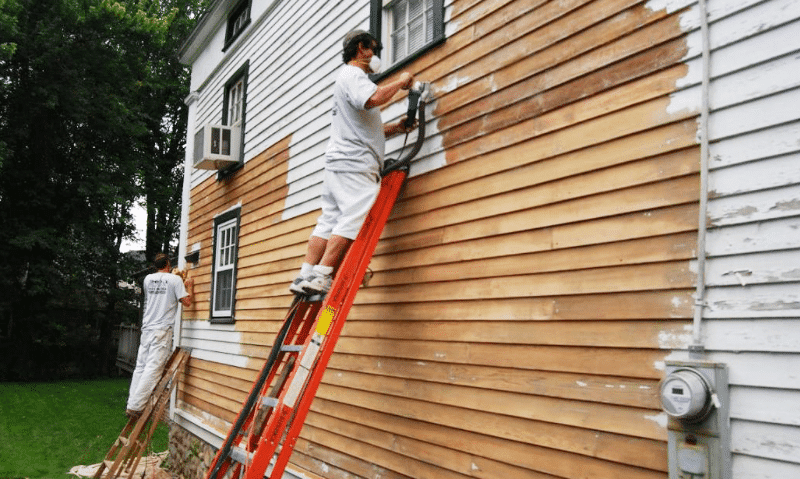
[178,0,711,477]
[285,0,697,477]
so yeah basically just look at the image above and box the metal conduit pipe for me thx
[691,0,712,358]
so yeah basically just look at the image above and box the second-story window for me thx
[388,0,435,64]
[370,0,444,77]
[224,0,251,50]
[218,62,248,177]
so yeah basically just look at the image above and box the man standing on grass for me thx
[289,29,416,295]
[126,253,193,418]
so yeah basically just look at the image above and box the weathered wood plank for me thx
[333,338,666,378]
[706,250,800,288]
[704,283,800,319]
[340,319,691,349]
[369,233,696,286]
[326,353,660,408]
[706,216,800,256]
[730,419,800,465]
[354,262,694,304]
[309,397,668,473]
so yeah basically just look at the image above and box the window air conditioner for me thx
[193,124,241,170]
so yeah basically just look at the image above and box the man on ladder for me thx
[289,29,416,296]
[126,253,193,419]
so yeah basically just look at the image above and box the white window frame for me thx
[224,0,251,50]
[384,0,436,66]
[218,62,248,178]
[227,77,244,127]
[370,0,444,79]
[211,210,240,321]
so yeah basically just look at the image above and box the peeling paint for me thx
[658,325,694,349]
[645,0,695,15]
[722,269,753,286]
[645,412,668,429]
[770,198,800,212]
[576,381,588,387]
[724,205,759,219]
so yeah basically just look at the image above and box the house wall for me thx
[174,0,799,477]
[679,0,800,476]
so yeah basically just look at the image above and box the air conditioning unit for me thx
[193,124,241,170]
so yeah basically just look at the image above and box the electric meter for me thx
[660,368,713,422]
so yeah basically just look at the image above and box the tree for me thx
[0,0,201,379]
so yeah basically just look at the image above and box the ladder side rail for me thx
[246,301,322,451]
[125,368,176,476]
[99,348,190,479]
[268,170,408,478]
[245,169,408,479]
[250,301,321,433]
[206,297,306,479]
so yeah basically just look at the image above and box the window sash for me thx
[212,218,237,317]
[388,0,434,65]
[227,78,244,126]
[225,0,250,45]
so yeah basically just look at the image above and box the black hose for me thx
[381,99,427,177]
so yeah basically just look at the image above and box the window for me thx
[224,0,251,50]
[370,0,444,77]
[210,208,240,322]
[227,77,244,127]
[219,62,248,177]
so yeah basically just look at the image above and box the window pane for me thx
[426,5,434,43]
[392,29,406,63]
[388,0,435,63]
[228,79,244,125]
[215,270,233,312]
[408,14,424,52]
[409,0,422,19]
[213,217,238,316]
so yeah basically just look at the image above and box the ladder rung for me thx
[230,446,253,464]
[280,344,303,352]
[104,460,114,468]
[116,436,129,446]
[261,396,279,408]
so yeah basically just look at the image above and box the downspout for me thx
[690,0,711,358]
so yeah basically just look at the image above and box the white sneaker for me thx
[289,275,310,294]
[302,270,333,295]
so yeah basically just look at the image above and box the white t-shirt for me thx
[141,272,188,331]
[324,65,384,176]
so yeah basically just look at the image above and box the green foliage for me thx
[0,378,169,478]
[0,0,203,379]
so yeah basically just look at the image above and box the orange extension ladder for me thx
[205,84,429,479]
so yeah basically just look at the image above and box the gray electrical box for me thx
[660,360,731,479]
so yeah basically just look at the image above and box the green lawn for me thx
[0,378,168,479]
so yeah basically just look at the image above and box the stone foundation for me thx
[167,424,217,479]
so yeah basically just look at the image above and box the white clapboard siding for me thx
[730,420,800,465]
[729,386,800,426]
[708,154,800,197]
[701,0,800,474]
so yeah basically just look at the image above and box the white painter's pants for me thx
[127,328,173,412]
